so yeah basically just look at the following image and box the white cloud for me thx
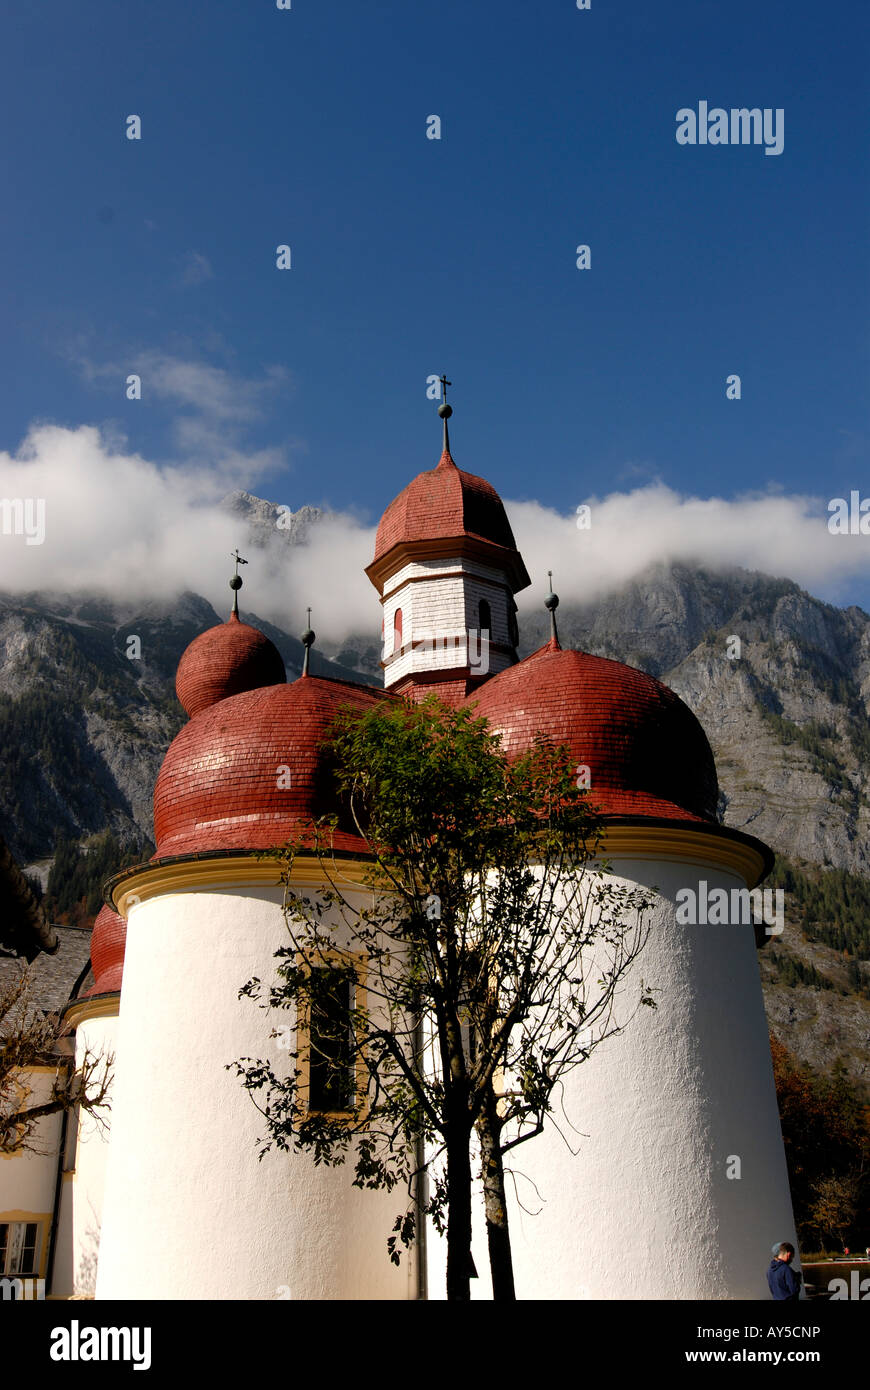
[134,353,289,422]
[507,484,870,612]
[0,425,866,643]
[177,251,213,287]
[71,350,293,464]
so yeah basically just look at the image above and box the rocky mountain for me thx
[521,563,870,1090]
[222,490,323,549]
[0,586,373,867]
[0,512,867,1095]
[520,562,870,878]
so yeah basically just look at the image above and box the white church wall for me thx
[69,1013,117,1296]
[482,855,799,1300]
[95,881,418,1301]
[382,556,515,685]
[0,1067,63,1284]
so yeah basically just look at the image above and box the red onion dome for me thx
[84,903,127,997]
[464,640,719,824]
[176,612,286,718]
[154,676,390,859]
[369,450,530,589]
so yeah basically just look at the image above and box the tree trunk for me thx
[445,1124,473,1300]
[477,1089,516,1301]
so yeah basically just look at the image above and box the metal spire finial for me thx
[437,374,453,456]
[229,549,248,617]
[301,606,315,677]
[544,570,560,646]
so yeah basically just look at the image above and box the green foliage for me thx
[766,948,835,991]
[232,696,655,1297]
[768,856,870,975]
[45,830,152,924]
[757,709,846,789]
[771,1037,870,1249]
[0,689,96,858]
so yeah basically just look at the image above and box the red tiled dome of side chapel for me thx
[464,639,719,824]
[84,903,127,997]
[154,675,390,858]
[175,612,286,718]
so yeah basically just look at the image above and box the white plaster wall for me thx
[96,886,417,1300]
[383,557,514,685]
[455,857,799,1300]
[0,1069,63,1216]
[70,1015,116,1296]
[383,556,506,598]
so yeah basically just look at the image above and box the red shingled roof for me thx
[372,449,525,573]
[464,639,719,823]
[154,676,390,858]
[83,903,127,997]
[176,612,286,717]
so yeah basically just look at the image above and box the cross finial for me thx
[437,375,454,456]
[229,549,248,616]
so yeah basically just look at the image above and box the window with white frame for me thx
[0,1221,41,1277]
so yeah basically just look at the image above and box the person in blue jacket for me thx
[767,1242,802,1300]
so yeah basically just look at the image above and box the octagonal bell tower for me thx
[365,385,530,706]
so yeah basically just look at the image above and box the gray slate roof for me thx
[0,924,94,1023]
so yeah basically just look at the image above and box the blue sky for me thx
[0,0,868,622]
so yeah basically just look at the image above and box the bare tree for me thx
[232,697,655,1300]
[1,968,112,1155]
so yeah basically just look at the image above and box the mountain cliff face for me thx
[519,563,870,1091]
[0,526,867,1093]
[0,586,371,865]
[519,563,870,877]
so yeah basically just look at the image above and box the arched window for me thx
[478,598,491,636]
[393,607,403,652]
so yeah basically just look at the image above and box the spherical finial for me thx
[545,570,559,611]
[438,402,453,420]
[301,628,315,648]
[545,571,560,646]
[229,574,242,592]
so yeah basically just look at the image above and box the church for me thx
[1,396,800,1299]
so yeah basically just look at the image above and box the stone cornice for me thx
[109,852,379,915]
[62,993,121,1029]
[107,819,770,919]
[366,535,530,595]
[596,820,772,888]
